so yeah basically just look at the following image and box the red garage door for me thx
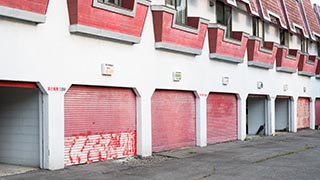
[152,90,196,152]
[64,85,136,166]
[297,97,310,130]
[316,99,320,127]
[207,93,238,144]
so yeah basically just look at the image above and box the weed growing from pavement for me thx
[188,151,198,155]
[194,166,216,180]
[255,145,316,163]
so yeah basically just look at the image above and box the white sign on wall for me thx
[101,63,114,76]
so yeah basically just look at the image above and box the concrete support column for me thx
[269,96,276,136]
[134,88,154,157]
[310,97,316,130]
[194,91,208,147]
[43,89,66,170]
[291,97,298,132]
[238,93,247,141]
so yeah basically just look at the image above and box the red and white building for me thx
[0,0,320,170]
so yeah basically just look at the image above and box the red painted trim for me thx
[151,8,208,50]
[276,48,299,70]
[0,81,37,89]
[67,0,149,37]
[247,39,278,66]
[208,27,248,60]
[276,96,291,99]
[0,0,50,14]
[316,58,320,75]
[298,54,317,74]
[248,95,267,98]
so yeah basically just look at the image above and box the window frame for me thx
[301,37,308,53]
[252,17,264,40]
[165,0,188,25]
[99,0,122,6]
[216,1,232,38]
[280,29,289,47]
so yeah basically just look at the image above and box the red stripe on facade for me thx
[0,81,37,89]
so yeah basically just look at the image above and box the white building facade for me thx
[0,0,320,170]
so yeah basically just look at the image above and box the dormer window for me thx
[270,16,278,24]
[216,1,232,38]
[253,17,264,40]
[280,29,289,46]
[99,0,121,6]
[166,0,187,24]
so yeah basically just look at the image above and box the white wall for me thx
[290,34,301,50]
[309,41,318,55]
[265,23,280,43]
[232,8,252,34]
[188,0,215,22]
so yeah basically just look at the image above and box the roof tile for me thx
[301,0,320,40]
[258,0,287,28]
[282,0,308,37]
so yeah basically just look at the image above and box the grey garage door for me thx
[0,87,40,167]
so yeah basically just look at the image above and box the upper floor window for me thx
[280,29,289,46]
[216,1,232,37]
[99,0,121,6]
[166,0,187,25]
[301,37,308,53]
[252,17,264,39]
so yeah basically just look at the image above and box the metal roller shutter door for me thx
[297,97,310,130]
[315,99,320,127]
[0,86,40,167]
[207,93,238,144]
[64,85,136,166]
[152,90,196,152]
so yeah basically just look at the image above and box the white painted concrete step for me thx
[0,164,38,177]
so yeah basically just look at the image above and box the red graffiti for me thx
[64,131,136,166]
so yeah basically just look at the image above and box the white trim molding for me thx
[70,24,141,44]
[0,5,46,23]
[155,42,202,55]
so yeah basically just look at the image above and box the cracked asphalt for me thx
[2,130,320,180]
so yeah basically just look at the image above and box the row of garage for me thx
[0,82,318,168]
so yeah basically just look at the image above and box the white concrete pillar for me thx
[238,93,247,140]
[44,89,66,170]
[310,97,315,130]
[194,91,208,147]
[269,96,276,136]
[291,96,298,132]
[134,88,154,157]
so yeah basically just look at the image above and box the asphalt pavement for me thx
[2,130,320,180]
